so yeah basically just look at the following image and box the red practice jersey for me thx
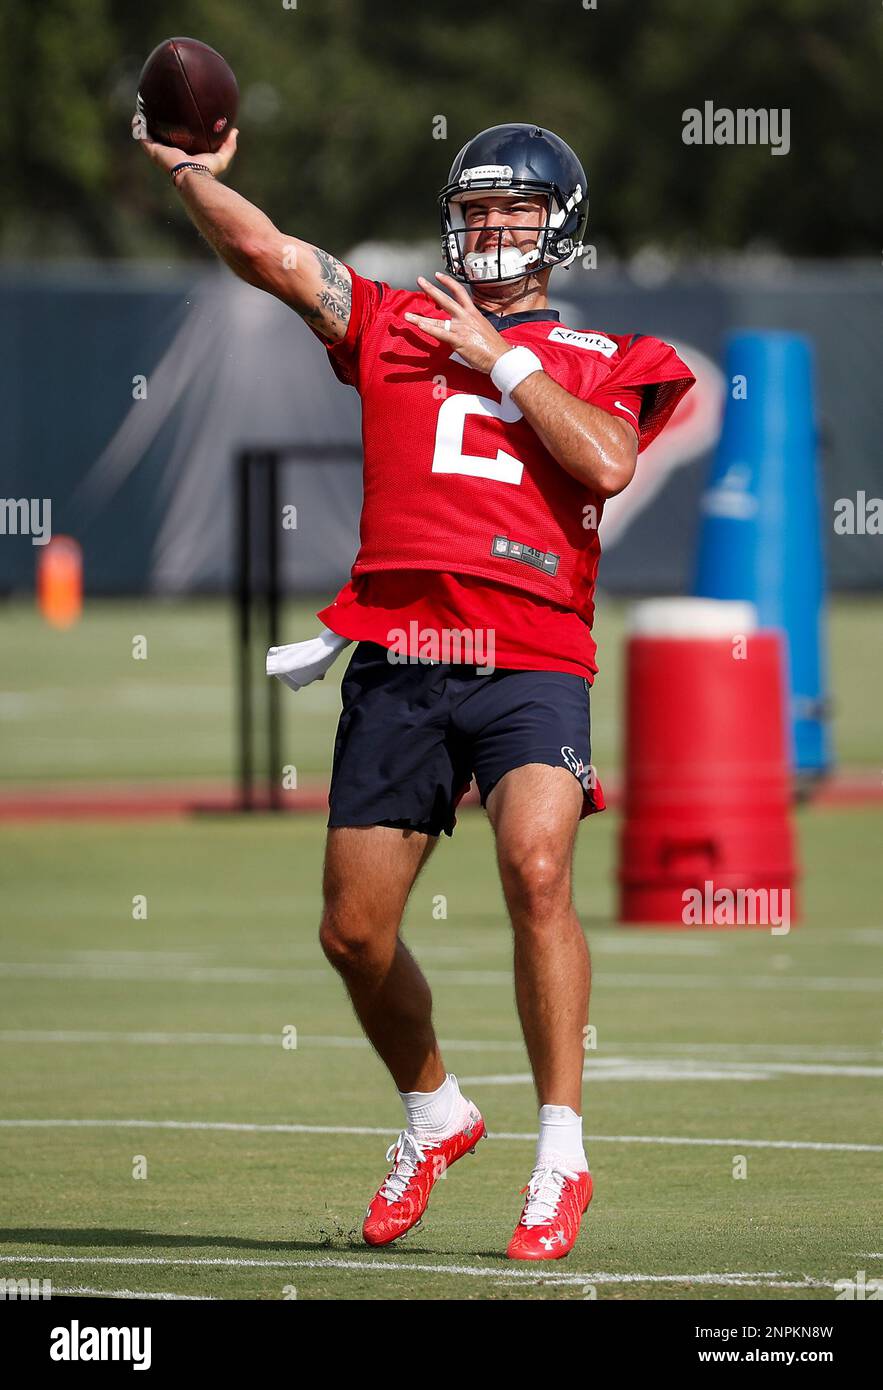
[312,265,695,680]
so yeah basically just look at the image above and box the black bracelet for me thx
[170,161,213,184]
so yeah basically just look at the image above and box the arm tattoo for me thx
[303,248,352,337]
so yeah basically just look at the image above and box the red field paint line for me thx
[0,778,483,820]
[0,779,318,820]
[811,771,883,806]
[0,773,878,821]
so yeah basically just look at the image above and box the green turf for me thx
[1,595,880,782]
[0,807,880,1300]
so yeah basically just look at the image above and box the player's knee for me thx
[318,907,382,973]
[500,846,569,917]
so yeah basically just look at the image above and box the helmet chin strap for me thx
[462,244,542,283]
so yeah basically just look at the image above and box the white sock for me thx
[536,1104,588,1172]
[398,1073,466,1138]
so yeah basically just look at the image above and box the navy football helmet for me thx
[439,123,589,284]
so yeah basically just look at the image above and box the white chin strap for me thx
[462,244,542,282]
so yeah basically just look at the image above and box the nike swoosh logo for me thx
[614,400,639,422]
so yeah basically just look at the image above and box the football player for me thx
[138,120,695,1260]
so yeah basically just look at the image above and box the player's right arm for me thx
[136,123,352,344]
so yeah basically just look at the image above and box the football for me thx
[136,37,238,155]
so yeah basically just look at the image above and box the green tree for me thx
[0,0,878,260]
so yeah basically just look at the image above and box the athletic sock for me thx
[398,1073,467,1139]
[536,1103,589,1172]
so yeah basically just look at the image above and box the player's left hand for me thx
[405,272,509,374]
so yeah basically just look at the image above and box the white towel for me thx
[266,627,353,692]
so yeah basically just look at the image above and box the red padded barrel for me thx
[618,614,797,925]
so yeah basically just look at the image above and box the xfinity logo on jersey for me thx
[49,1321,152,1371]
[546,327,618,357]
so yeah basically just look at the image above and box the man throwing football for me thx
[138,120,694,1260]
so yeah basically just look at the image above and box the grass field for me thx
[1,807,881,1301]
[1,595,881,781]
[0,595,880,1300]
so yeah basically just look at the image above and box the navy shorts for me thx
[327,641,605,838]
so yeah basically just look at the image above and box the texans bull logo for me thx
[560,746,595,791]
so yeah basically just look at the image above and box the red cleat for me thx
[506,1161,593,1260]
[362,1103,486,1247]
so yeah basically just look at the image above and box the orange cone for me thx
[37,536,83,629]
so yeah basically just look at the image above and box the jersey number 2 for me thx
[431,392,524,485]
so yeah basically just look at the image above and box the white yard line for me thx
[67,951,218,961]
[503,1274,840,1290]
[49,1285,217,1300]
[590,938,725,955]
[62,941,726,960]
[0,1254,838,1289]
[0,962,879,991]
[462,1059,883,1083]
[466,1068,774,1083]
[0,962,310,984]
[0,1030,525,1052]
[0,1117,879,1151]
[0,1030,287,1046]
[608,1042,883,1060]
[722,1061,883,1077]
[599,973,882,993]
[1,1030,878,1063]
[476,1070,775,1083]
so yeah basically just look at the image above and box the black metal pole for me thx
[266,452,282,811]
[232,443,361,817]
[236,451,253,812]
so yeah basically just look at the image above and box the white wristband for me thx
[490,346,544,396]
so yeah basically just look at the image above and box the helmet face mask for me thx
[446,189,554,285]
[438,127,589,286]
